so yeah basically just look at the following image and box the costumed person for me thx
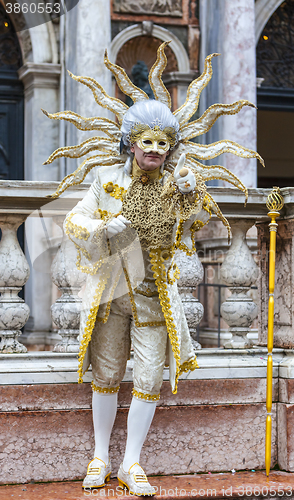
[43,43,264,495]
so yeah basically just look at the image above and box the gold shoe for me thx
[82,457,111,489]
[117,462,156,496]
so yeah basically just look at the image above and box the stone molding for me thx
[112,0,183,17]
[0,348,286,385]
[162,71,198,86]
[1,181,293,218]
[18,62,61,96]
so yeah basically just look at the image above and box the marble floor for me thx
[1,471,294,499]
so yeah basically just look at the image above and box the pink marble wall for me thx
[0,380,278,484]
[222,0,257,187]
[257,219,294,348]
[0,403,276,484]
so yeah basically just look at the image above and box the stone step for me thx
[0,471,294,499]
[0,378,282,484]
[0,379,278,484]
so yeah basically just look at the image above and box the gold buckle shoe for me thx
[117,462,155,496]
[82,457,111,489]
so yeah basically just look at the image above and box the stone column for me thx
[51,217,85,352]
[199,0,257,186]
[18,63,61,182]
[62,0,112,178]
[175,250,204,349]
[199,0,224,156]
[222,0,257,187]
[18,63,61,347]
[257,218,294,347]
[0,215,30,353]
[220,219,259,348]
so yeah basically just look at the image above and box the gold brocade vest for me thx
[121,159,176,251]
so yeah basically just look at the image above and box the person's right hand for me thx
[105,215,131,238]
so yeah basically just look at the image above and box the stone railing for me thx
[0,181,293,354]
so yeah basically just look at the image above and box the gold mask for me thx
[129,124,177,153]
[136,129,170,155]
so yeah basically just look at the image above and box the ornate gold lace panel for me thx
[121,177,176,250]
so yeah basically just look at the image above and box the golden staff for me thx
[265,186,284,476]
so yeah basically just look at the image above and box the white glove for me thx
[105,215,131,238]
[174,154,196,193]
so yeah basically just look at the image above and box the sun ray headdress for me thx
[43,42,264,239]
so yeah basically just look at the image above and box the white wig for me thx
[121,100,180,147]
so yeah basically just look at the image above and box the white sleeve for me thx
[64,177,108,264]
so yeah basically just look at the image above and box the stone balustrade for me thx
[0,181,293,353]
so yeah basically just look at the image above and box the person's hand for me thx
[174,154,196,193]
[105,215,131,238]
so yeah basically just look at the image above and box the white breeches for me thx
[90,292,168,400]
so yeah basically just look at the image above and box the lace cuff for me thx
[160,173,207,220]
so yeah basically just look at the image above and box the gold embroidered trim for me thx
[179,356,199,376]
[96,270,122,324]
[134,286,159,297]
[122,265,166,328]
[174,220,195,256]
[190,219,205,238]
[78,274,110,383]
[65,212,90,241]
[167,262,180,285]
[94,208,109,220]
[91,382,120,394]
[173,216,209,257]
[204,192,231,242]
[202,195,212,216]
[96,298,112,323]
[149,248,181,394]
[103,182,127,201]
[71,242,106,275]
[132,389,160,402]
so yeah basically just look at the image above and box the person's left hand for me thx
[174,154,196,193]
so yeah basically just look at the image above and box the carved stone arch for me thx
[255,0,284,44]
[0,0,57,63]
[0,0,32,62]
[110,24,190,73]
[27,19,58,64]
[110,24,191,109]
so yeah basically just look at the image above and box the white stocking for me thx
[123,397,157,471]
[92,391,118,464]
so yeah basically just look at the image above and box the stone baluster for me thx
[0,215,30,353]
[51,216,85,352]
[220,219,259,348]
[175,249,204,349]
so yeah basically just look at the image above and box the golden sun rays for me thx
[43,43,264,234]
